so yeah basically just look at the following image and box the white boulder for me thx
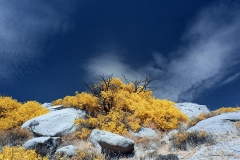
[175,102,210,120]
[187,112,240,135]
[90,129,135,155]
[21,108,86,137]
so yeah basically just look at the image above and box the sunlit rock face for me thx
[175,102,210,120]
[21,108,86,137]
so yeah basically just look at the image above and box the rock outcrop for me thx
[21,108,86,137]
[175,102,210,120]
[187,112,240,135]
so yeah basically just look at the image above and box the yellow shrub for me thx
[75,108,129,135]
[215,107,240,115]
[62,92,99,114]
[16,101,49,125]
[73,77,189,137]
[0,97,49,131]
[77,128,92,139]
[52,98,63,106]
[0,146,48,160]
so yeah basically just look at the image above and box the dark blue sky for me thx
[1,0,240,110]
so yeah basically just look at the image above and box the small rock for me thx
[90,129,135,156]
[168,130,178,140]
[151,143,157,150]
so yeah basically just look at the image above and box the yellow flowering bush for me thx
[0,96,49,131]
[60,92,99,115]
[0,146,48,160]
[72,77,189,137]
[52,98,63,106]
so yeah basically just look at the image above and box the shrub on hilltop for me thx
[0,96,49,131]
[53,75,189,138]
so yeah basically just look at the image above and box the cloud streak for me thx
[0,1,75,84]
[85,1,240,102]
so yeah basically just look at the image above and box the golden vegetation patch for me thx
[0,146,48,160]
[215,107,240,115]
[0,96,49,131]
[53,76,189,138]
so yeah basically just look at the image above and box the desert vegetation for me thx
[53,75,189,138]
[1,75,240,159]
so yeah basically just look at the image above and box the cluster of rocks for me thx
[18,102,240,159]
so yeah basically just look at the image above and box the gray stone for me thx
[90,129,135,155]
[150,143,157,150]
[175,103,209,120]
[168,129,178,140]
[21,108,86,137]
[131,127,157,138]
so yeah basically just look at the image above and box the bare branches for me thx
[83,74,114,98]
[83,74,157,113]
[122,74,157,93]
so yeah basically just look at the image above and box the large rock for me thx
[90,129,135,155]
[21,108,86,137]
[187,112,240,135]
[175,102,210,120]
[24,137,61,157]
[130,127,157,138]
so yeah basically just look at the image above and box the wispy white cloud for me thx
[0,1,75,83]
[85,1,240,102]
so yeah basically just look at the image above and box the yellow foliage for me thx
[62,92,99,114]
[0,146,48,160]
[75,108,129,135]
[52,98,63,106]
[77,128,92,139]
[0,96,49,131]
[215,107,240,115]
[16,101,49,125]
[67,77,189,137]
